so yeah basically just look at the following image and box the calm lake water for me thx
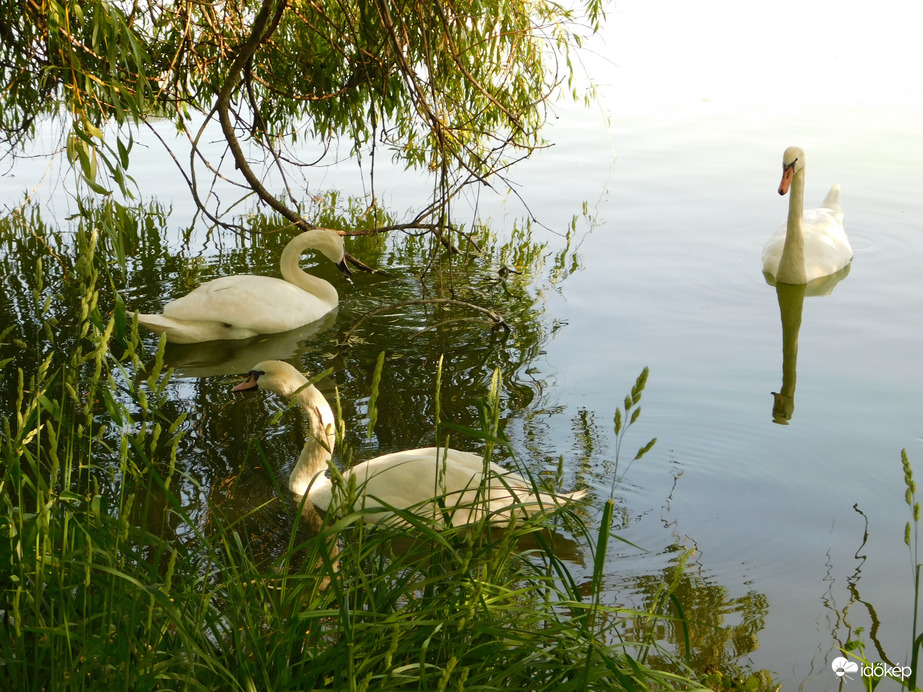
[4,0,923,688]
[528,2,923,687]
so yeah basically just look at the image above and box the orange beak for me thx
[778,165,794,195]
[232,371,260,392]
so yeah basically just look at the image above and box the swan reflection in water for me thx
[767,266,851,425]
[770,283,805,424]
[161,309,337,378]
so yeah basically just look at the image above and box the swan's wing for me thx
[801,208,847,236]
[341,452,460,520]
[390,447,537,496]
[801,206,853,277]
[339,449,484,521]
[162,275,331,333]
[407,447,530,480]
[347,449,481,500]
[406,447,507,475]
[344,447,582,524]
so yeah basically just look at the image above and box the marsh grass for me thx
[0,207,707,690]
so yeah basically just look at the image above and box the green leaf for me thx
[117,137,131,169]
[592,499,614,591]
[367,351,385,439]
[85,121,104,140]
[438,421,508,448]
[76,142,96,183]
[113,292,127,342]
[84,178,112,196]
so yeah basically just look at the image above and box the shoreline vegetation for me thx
[1,203,715,690]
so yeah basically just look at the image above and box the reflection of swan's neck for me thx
[777,169,807,285]
[772,283,806,424]
[280,233,338,306]
[289,383,337,496]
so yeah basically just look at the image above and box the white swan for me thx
[232,360,587,526]
[132,229,350,344]
[761,147,853,285]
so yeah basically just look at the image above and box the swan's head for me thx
[233,360,309,399]
[234,361,338,483]
[234,359,337,430]
[779,146,805,196]
[311,229,352,279]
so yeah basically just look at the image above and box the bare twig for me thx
[339,298,510,347]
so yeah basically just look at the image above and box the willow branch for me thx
[214,0,312,231]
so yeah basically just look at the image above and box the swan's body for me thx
[132,230,349,344]
[761,147,852,285]
[233,360,587,525]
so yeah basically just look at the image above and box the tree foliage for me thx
[0,0,603,232]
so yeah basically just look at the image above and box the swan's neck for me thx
[280,234,339,306]
[287,383,337,499]
[776,168,807,285]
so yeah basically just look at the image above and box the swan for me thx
[132,229,350,344]
[232,360,587,526]
[761,147,853,285]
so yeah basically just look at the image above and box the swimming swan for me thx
[761,147,853,285]
[232,360,587,525]
[132,229,350,344]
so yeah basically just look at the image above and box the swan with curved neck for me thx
[761,147,852,285]
[233,360,587,526]
[133,229,350,344]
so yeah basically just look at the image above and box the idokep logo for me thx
[831,657,859,682]
[831,656,913,684]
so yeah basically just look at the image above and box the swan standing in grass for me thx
[761,147,853,285]
[132,229,350,344]
[232,360,587,525]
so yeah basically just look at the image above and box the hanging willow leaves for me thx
[0,0,605,235]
